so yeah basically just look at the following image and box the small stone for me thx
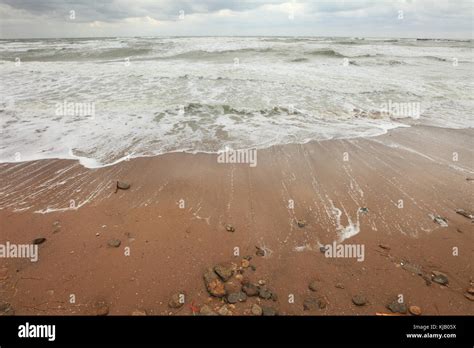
[378,244,390,250]
[224,281,241,294]
[387,300,407,314]
[335,283,344,289]
[199,305,216,316]
[227,291,247,304]
[235,274,243,281]
[258,287,273,300]
[225,224,235,232]
[214,262,235,281]
[359,207,369,214]
[32,238,46,245]
[132,309,147,316]
[352,295,367,306]
[204,268,226,297]
[308,280,318,292]
[303,297,326,311]
[93,302,109,316]
[258,279,266,286]
[168,293,185,308]
[52,221,61,233]
[107,239,121,248]
[409,306,422,316]
[467,287,474,295]
[431,271,449,285]
[241,259,250,268]
[217,305,231,316]
[116,181,130,190]
[464,292,474,301]
[255,246,265,257]
[242,283,259,297]
[297,219,306,228]
[262,306,277,316]
[251,304,263,316]
[0,302,14,316]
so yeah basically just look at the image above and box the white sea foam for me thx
[0,37,472,168]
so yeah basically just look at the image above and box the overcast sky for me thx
[0,0,472,39]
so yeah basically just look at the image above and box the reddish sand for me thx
[0,125,473,315]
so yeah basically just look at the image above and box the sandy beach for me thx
[0,125,472,316]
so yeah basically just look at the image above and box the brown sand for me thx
[0,125,473,315]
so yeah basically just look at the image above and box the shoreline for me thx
[0,124,473,315]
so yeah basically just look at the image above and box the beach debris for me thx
[296,219,306,228]
[308,280,318,292]
[303,297,326,311]
[225,224,235,232]
[258,287,273,300]
[0,302,14,316]
[199,305,216,316]
[131,309,147,316]
[227,291,247,304]
[251,304,263,316]
[107,239,121,248]
[352,295,368,306]
[255,246,266,257]
[262,306,278,316]
[378,244,391,250]
[387,300,407,314]
[32,237,46,245]
[203,268,226,297]
[429,214,448,227]
[409,305,422,316]
[431,271,449,285]
[168,292,185,309]
[359,207,369,214]
[116,181,130,192]
[455,209,474,220]
[214,262,235,281]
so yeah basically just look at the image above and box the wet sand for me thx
[0,125,473,315]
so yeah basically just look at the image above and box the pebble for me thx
[352,295,368,306]
[303,297,326,311]
[241,259,250,268]
[116,181,130,190]
[217,305,231,316]
[255,246,265,257]
[132,309,147,316]
[199,305,216,316]
[262,306,277,316]
[32,238,46,245]
[203,268,226,297]
[251,304,263,316]
[308,280,318,292]
[409,306,422,316]
[168,293,185,308]
[242,283,259,297]
[227,291,247,304]
[107,239,121,248]
[335,283,344,289]
[214,262,235,281]
[387,300,407,314]
[378,244,390,250]
[225,224,235,232]
[297,219,306,228]
[431,271,449,285]
[258,287,273,300]
[94,302,109,316]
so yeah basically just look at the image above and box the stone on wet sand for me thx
[352,295,367,306]
[241,259,250,268]
[32,238,46,245]
[255,246,265,257]
[214,262,235,281]
[116,181,130,190]
[409,306,422,316]
[387,300,407,314]
[93,302,109,316]
[168,292,185,308]
[308,280,318,292]
[251,304,263,316]
[227,291,247,304]
[303,297,326,311]
[258,287,273,300]
[431,271,449,285]
[217,305,231,316]
[262,306,277,316]
[242,283,259,297]
[296,219,306,228]
[203,268,226,297]
[225,224,235,232]
[107,239,121,248]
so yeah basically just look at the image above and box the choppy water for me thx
[0,36,473,167]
